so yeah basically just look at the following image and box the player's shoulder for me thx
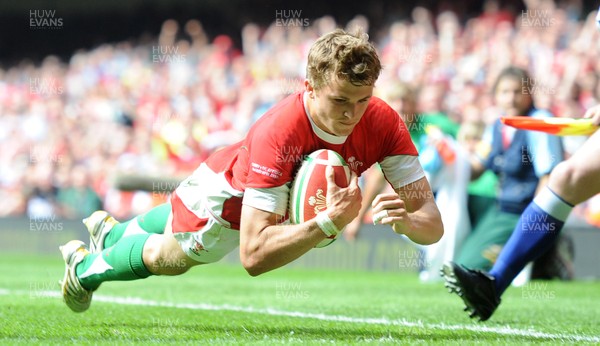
[248,92,310,142]
[361,96,401,128]
[366,95,396,115]
[364,96,399,123]
[254,92,306,126]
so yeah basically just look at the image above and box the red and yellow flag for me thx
[501,116,598,136]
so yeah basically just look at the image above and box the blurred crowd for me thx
[1,0,600,223]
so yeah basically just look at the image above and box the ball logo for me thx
[288,149,351,248]
[308,189,327,215]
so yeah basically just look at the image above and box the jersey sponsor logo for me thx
[251,162,283,179]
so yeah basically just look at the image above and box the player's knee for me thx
[143,235,192,275]
[550,161,574,190]
[550,160,580,190]
[548,160,588,204]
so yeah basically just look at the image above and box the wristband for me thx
[315,212,339,237]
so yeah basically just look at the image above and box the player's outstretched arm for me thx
[371,177,443,245]
[239,206,327,276]
[239,168,361,276]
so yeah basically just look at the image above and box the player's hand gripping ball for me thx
[289,149,351,247]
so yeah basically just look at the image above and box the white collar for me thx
[302,92,347,145]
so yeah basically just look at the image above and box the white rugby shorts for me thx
[170,164,241,263]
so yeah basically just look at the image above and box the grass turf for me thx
[0,252,599,345]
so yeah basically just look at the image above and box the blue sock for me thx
[489,186,573,296]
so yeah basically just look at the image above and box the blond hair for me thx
[306,28,382,90]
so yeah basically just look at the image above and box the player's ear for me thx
[304,80,315,98]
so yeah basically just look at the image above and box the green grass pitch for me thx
[0,252,599,345]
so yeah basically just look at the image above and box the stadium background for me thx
[0,0,521,65]
[1,0,600,278]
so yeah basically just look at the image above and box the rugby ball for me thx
[289,149,351,248]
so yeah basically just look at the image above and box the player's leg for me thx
[87,203,171,253]
[490,130,600,294]
[548,129,600,205]
[443,131,600,321]
[442,211,518,321]
[76,212,200,290]
[59,232,160,313]
[61,210,202,312]
[443,187,569,321]
[142,212,204,275]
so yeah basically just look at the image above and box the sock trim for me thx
[129,234,152,278]
[546,186,574,207]
[533,186,574,222]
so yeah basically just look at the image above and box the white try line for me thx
[2,288,599,343]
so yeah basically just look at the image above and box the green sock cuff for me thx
[75,253,97,281]
[129,234,152,278]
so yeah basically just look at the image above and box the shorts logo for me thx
[347,156,363,172]
[181,178,199,187]
[190,242,206,255]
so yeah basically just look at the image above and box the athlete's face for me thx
[305,77,373,136]
[494,77,532,116]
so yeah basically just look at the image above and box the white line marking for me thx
[1,288,598,342]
